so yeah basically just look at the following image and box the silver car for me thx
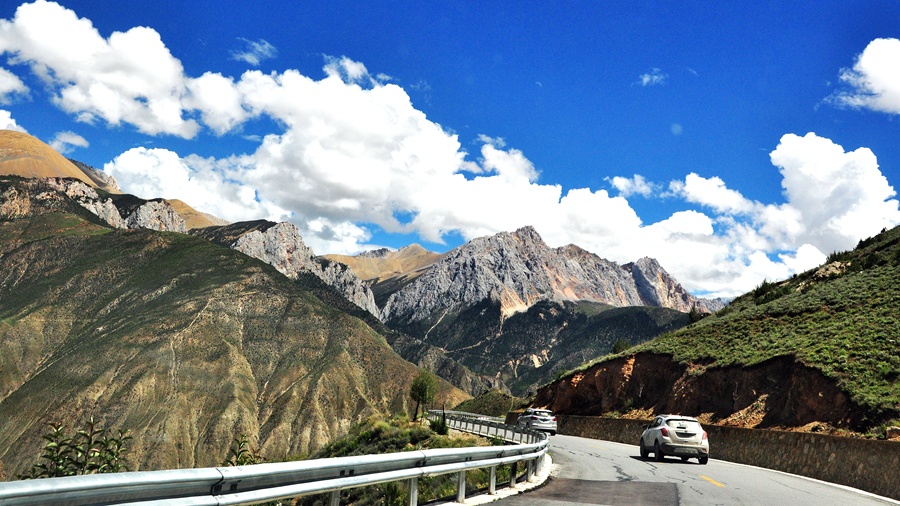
[639,414,709,464]
[516,408,557,435]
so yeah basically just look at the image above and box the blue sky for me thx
[1,1,899,298]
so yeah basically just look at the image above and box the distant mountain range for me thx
[362,226,722,394]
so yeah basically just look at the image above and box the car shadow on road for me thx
[629,455,705,465]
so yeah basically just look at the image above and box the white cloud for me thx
[0,109,26,132]
[184,72,248,135]
[0,67,28,103]
[103,147,290,223]
[230,38,277,66]
[478,136,539,182]
[49,130,88,153]
[637,68,667,87]
[0,1,198,137]
[608,174,655,198]
[770,132,900,253]
[323,56,384,87]
[831,38,900,115]
[672,173,756,215]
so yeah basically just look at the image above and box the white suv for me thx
[516,408,557,435]
[639,414,709,464]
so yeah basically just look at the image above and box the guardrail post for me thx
[489,465,497,495]
[457,470,466,502]
[509,462,517,489]
[526,459,534,482]
[408,477,418,506]
[329,490,340,506]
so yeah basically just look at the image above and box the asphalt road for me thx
[499,434,898,506]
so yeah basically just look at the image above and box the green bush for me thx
[430,417,449,435]
[18,418,131,479]
[222,434,264,466]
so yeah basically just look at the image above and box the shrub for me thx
[222,434,264,466]
[430,417,449,436]
[18,418,131,479]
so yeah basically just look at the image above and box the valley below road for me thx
[499,435,898,506]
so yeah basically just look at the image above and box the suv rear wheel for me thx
[639,439,648,458]
[699,456,709,465]
[654,441,664,462]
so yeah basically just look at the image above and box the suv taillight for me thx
[660,427,669,437]
[702,431,708,440]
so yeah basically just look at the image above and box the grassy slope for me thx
[632,226,900,415]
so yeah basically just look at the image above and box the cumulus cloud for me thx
[637,68,667,86]
[671,173,756,215]
[0,67,28,103]
[655,132,899,294]
[830,38,900,115]
[607,174,655,198]
[49,130,88,153]
[230,38,277,66]
[184,72,248,135]
[0,109,26,132]
[0,1,197,137]
[478,136,539,182]
[770,132,900,253]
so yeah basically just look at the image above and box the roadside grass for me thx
[295,415,518,506]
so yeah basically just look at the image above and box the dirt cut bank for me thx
[533,352,873,431]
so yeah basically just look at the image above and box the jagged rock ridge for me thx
[326,244,445,307]
[382,226,723,326]
[193,221,381,318]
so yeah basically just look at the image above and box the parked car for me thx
[639,414,709,464]
[516,408,557,435]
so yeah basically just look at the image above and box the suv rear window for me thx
[666,419,700,428]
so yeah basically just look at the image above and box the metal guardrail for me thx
[0,411,548,506]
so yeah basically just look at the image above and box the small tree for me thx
[611,339,632,354]
[409,370,438,421]
[222,434,263,466]
[18,418,131,479]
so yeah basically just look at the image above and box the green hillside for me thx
[633,226,900,418]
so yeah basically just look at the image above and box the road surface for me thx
[499,434,897,506]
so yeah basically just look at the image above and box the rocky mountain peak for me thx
[382,227,722,325]
[510,225,547,246]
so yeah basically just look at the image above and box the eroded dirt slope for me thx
[534,352,869,431]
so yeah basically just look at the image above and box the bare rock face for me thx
[0,185,30,220]
[68,158,121,193]
[44,178,127,228]
[382,226,719,325]
[626,257,726,313]
[124,200,187,233]
[206,221,381,318]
